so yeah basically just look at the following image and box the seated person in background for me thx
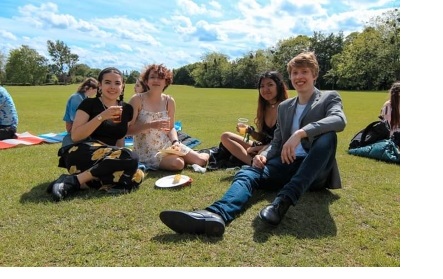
[134,78,148,94]
[380,81,400,148]
[48,67,143,202]
[0,86,18,140]
[159,51,347,237]
[63,77,98,133]
[127,64,209,171]
[220,71,289,166]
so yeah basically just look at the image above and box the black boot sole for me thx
[160,210,225,237]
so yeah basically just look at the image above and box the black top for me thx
[255,123,276,145]
[77,97,133,146]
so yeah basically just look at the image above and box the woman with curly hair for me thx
[128,64,209,171]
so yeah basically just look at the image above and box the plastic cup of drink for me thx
[161,117,171,131]
[237,118,249,135]
[112,106,123,123]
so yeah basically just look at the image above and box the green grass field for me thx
[0,84,399,267]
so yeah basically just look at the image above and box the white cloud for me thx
[0,0,400,71]
[171,15,196,35]
[176,0,223,17]
[0,30,17,41]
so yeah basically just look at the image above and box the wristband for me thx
[171,139,180,145]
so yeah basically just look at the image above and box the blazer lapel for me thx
[299,89,320,124]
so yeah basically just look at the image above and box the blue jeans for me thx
[207,132,337,222]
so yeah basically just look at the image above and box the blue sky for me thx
[0,0,400,72]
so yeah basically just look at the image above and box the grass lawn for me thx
[0,84,399,268]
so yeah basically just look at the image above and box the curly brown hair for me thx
[140,64,173,91]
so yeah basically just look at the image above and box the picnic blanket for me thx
[0,132,47,149]
[0,131,201,150]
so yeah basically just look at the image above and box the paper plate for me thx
[155,145,188,158]
[154,175,192,188]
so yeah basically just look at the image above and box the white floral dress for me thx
[133,94,190,169]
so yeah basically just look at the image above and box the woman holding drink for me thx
[220,71,289,165]
[128,64,209,171]
[49,67,144,201]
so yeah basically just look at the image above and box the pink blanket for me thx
[0,132,57,150]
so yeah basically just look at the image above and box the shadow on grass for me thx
[150,187,340,243]
[19,169,191,204]
[19,180,132,203]
[251,189,341,243]
[151,233,224,244]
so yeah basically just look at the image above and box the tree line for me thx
[0,9,398,91]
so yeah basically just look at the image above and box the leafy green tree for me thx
[70,63,91,78]
[310,31,344,89]
[327,9,400,90]
[5,45,48,85]
[174,64,197,86]
[125,70,140,84]
[252,48,277,75]
[191,52,229,88]
[368,8,400,84]
[47,40,79,84]
[272,35,311,88]
[234,52,260,88]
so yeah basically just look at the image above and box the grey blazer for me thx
[261,88,347,189]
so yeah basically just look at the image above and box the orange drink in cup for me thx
[112,106,123,123]
[237,118,249,135]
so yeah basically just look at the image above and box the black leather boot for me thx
[50,174,80,202]
[259,195,292,226]
[160,209,225,237]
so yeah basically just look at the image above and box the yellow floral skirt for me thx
[58,140,144,192]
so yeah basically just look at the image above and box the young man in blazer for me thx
[160,51,347,237]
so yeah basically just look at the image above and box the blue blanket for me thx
[38,131,201,149]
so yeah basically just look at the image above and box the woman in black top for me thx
[48,67,144,201]
[220,71,289,165]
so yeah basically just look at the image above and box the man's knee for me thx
[313,132,337,149]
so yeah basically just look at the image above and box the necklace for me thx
[99,97,118,110]
[99,97,108,111]
[269,101,277,108]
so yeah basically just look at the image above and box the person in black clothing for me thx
[219,71,289,166]
[48,67,144,201]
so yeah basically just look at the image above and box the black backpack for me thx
[349,120,390,149]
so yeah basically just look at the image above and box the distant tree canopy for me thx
[47,40,79,84]
[0,9,399,90]
[4,45,48,85]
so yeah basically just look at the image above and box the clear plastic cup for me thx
[237,118,248,135]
